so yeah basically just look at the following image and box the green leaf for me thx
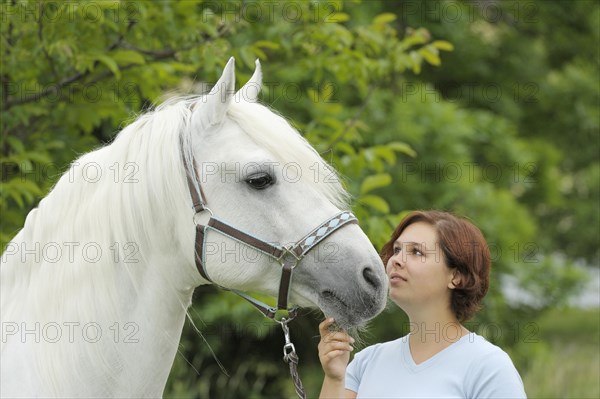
[373,146,396,165]
[94,54,121,79]
[9,191,25,208]
[432,40,454,51]
[335,142,355,156]
[111,50,146,66]
[252,47,267,60]
[360,173,392,194]
[419,46,441,66]
[74,54,95,73]
[254,40,280,50]
[373,13,397,26]
[409,51,422,73]
[24,152,52,164]
[321,117,344,130]
[360,195,390,213]
[327,12,350,23]
[239,47,256,69]
[388,142,417,157]
[17,180,44,196]
[400,34,428,50]
[198,22,219,37]
[5,136,25,153]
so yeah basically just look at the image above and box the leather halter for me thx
[183,155,358,319]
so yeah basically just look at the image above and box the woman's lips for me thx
[390,273,407,282]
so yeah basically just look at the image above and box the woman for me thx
[318,210,527,398]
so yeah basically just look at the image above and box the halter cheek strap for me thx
[185,158,209,213]
[183,150,358,319]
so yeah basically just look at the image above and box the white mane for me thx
[1,94,348,394]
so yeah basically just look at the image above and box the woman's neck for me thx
[405,310,469,365]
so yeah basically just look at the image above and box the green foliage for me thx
[519,308,600,398]
[401,0,600,265]
[2,0,598,397]
[522,341,600,399]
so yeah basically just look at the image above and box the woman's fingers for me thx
[321,349,350,360]
[319,318,336,336]
[319,318,355,344]
[319,341,354,354]
[319,318,355,358]
[319,334,354,349]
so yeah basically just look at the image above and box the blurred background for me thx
[1,0,598,397]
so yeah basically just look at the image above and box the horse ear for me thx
[235,59,262,103]
[193,57,236,130]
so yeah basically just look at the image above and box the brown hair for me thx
[380,210,491,322]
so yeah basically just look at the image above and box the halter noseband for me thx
[183,156,358,320]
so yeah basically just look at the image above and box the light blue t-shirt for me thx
[346,332,527,398]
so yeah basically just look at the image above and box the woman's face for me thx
[386,221,456,314]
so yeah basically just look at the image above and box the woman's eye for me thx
[245,173,274,190]
[412,249,424,256]
[393,247,401,255]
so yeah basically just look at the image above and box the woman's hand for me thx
[318,318,355,381]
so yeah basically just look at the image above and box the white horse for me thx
[0,58,388,397]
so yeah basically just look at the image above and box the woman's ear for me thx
[448,271,462,289]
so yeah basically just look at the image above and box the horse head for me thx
[184,58,388,328]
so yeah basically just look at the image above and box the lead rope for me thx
[279,318,307,399]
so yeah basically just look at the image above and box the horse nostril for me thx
[362,267,380,289]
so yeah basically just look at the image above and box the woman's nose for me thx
[388,252,404,269]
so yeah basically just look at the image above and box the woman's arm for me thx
[318,318,357,399]
[320,379,357,399]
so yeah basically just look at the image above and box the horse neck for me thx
[106,259,195,396]
[1,232,195,397]
[2,212,198,395]
[1,118,203,396]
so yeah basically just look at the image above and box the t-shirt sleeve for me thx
[466,349,527,398]
[345,344,379,393]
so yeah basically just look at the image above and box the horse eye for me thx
[245,173,274,190]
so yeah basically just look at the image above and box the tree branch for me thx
[4,23,230,110]
[326,84,375,151]
[1,0,18,156]
[38,4,62,81]
[1,0,17,109]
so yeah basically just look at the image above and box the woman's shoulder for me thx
[353,335,408,360]
[462,333,527,397]
[348,335,408,376]
[461,332,523,378]
[462,332,513,358]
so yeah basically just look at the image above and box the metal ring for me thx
[274,306,300,324]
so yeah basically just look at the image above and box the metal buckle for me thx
[278,317,296,361]
[283,342,296,360]
[278,245,302,267]
[192,207,214,225]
